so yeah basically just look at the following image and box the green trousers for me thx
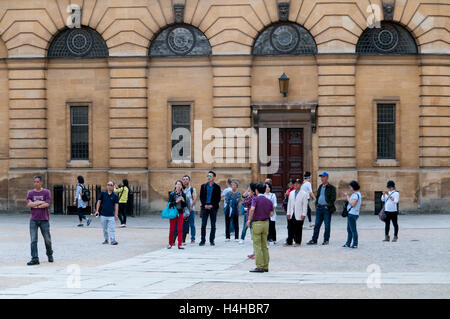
[251,220,269,270]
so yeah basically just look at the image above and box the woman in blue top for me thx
[342,180,361,249]
[224,180,241,242]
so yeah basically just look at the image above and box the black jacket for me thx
[200,182,221,210]
[315,183,337,213]
[168,191,187,214]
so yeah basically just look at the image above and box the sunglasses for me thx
[107,184,113,186]
[207,174,213,178]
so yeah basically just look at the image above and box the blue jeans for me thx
[188,211,196,241]
[77,206,87,223]
[241,214,249,240]
[30,220,53,260]
[201,207,217,243]
[312,207,332,242]
[346,214,359,247]
[101,216,116,242]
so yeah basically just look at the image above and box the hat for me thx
[319,172,329,177]
[387,180,395,188]
[294,178,302,184]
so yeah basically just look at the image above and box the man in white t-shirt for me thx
[300,172,316,228]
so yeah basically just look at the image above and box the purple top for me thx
[250,195,273,221]
[27,189,51,221]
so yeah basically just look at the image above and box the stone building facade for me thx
[0,0,448,213]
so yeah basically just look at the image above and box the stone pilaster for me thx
[108,58,148,169]
[316,55,357,188]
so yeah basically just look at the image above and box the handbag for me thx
[161,203,179,219]
[342,201,349,218]
[378,205,386,222]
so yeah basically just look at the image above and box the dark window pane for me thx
[71,106,89,160]
[377,104,396,159]
[171,105,191,160]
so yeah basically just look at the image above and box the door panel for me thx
[267,128,304,204]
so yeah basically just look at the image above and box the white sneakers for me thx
[239,239,244,245]
[225,238,230,242]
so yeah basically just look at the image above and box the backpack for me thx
[79,184,91,202]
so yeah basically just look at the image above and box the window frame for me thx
[372,99,401,167]
[66,102,93,168]
[167,101,194,167]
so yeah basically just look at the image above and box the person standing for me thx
[94,181,119,245]
[73,176,91,227]
[264,182,278,245]
[307,172,336,246]
[182,175,197,244]
[282,179,295,213]
[342,181,362,249]
[26,175,53,266]
[168,180,187,249]
[284,179,308,247]
[240,182,256,245]
[199,171,221,246]
[222,178,235,234]
[224,180,241,242]
[247,183,274,273]
[382,180,400,242]
[114,179,129,228]
[300,172,316,228]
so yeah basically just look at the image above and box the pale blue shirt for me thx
[347,192,361,216]
[318,186,327,206]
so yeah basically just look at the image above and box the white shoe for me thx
[234,239,239,242]
[225,238,230,242]
[239,239,244,245]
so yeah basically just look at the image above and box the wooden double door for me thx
[267,128,304,204]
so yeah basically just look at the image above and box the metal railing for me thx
[53,184,142,216]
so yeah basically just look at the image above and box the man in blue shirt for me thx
[307,172,336,246]
[95,181,119,245]
[199,171,221,246]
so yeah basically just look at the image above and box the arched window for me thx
[253,22,317,56]
[356,22,418,55]
[48,27,108,58]
[149,24,211,57]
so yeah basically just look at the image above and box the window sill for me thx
[67,160,92,168]
[373,159,400,167]
[168,161,194,168]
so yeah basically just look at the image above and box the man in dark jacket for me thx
[199,171,221,246]
[307,172,336,245]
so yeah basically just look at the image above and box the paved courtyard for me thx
[0,212,449,298]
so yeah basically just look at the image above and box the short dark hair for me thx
[256,183,266,194]
[249,182,257,193]
[227,178,232,185]
[208,171,216,177]
[265,182,272,193]
[77,176,84,184]
[387,180,395,188]
[122,179,129,187]
[175,180,183,186]
[304,171,311,178]
[183,175,191,180]
[288,178,295,184]
[349,180,360,191]
[33,175,42,181]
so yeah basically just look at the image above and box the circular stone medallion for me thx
[270,24,299,53]
[167,27,195,55]
[372,25,399,52]
[66,29,93,56]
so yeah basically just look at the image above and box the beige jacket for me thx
[287,189,308,220]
